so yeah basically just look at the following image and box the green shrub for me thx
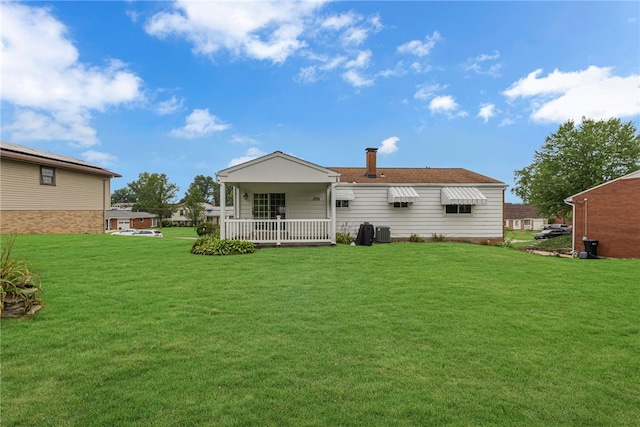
[335,232,353,245]
[195,222,219,237]
[409,233,425,243]
[1,235,42,318]
[162,219,173,227]
[191,236,255,256]
[431,233,447,242]
[496,238,515,249]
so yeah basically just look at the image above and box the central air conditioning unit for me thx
[375,226,391,243]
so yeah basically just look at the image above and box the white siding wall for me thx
[235,183,329,220]
[335,185,504,239]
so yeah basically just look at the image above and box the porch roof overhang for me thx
[387,186,420,203]
[440,187,487,205]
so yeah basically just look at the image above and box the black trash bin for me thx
[583,239,599,259]
[356,223,374,246]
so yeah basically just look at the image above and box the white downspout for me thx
[563,197,576,255]
[219,182,226,239]
[330,182,337,245]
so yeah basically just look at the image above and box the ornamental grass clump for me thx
[1,235,42,318]
[191,236,255,256]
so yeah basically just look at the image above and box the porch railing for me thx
[225,216,332,245]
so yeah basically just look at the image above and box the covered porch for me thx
[216,152,341,246]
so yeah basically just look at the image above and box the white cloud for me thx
[379,136,399,154]
[170,109,230,139]
[397,31,442,57]
[81,150,117,166]
[155,96,184,115]
[345,50,372,69]
[414,83,447,100]
[503,66,640,122]
[231,134,259,145]
[477,103,496,123]
[295,66,318,84]
[321,12,357,30]
[0,3,143,146]
[145,1,325,64]
[429,95,468,118]
[342,70,374,87]
[341,27,368,45]
[465,50,502,77]
[228,147,267,166]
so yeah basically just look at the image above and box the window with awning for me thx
[440,187,487,205]
[335,189,355,201]
[388,187,420,203]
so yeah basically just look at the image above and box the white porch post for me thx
[330,183,337,245]
[276,215,282,246]
[219,182,226,239]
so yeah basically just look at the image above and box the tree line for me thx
[111,174,234,226]
[513,117,639,220]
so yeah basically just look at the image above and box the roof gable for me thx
[565,169,640,201]
[217,151,339,183]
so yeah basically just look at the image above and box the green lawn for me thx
[2,229,639,426]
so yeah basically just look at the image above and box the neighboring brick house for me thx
[1,141,121,234]
[105,208,158,231]
[565,170,640,258]
[504,203,547,230]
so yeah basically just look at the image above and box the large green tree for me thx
[183,186,206,225]
[128,172,179,224]
[111,187,136,204]
[188,175,217,204]
[184,175,233,206]
[513,117,640,218]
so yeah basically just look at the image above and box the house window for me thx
[40,166,55,185]
[393,202,409,208]
[445,204,472,214]
[253,193,286,230]
[336,200,350,208]
[179,209,184,216]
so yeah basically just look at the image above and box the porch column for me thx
[219,182,226,239]
[330,183,337,245]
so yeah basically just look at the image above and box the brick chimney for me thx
[365,147,378,178]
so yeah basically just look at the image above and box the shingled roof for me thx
[328,167,503,184]
[0,141,121,178]
[504,203,543,219]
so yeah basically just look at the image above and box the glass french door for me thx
[253,193,286,229]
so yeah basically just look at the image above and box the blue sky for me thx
[1,1,639,203]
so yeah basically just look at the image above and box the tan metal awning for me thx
[335,189,355,201]
[388,187,420,203]
[441,187,487,205]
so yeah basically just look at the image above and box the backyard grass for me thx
[1,228,639,426]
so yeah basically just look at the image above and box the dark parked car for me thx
[534,227,572,240]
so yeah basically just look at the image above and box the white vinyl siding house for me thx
[216,149,506,246]
[334,184,504,240]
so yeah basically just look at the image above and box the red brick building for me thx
[565,170,640,258]
[504,203,547,230]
